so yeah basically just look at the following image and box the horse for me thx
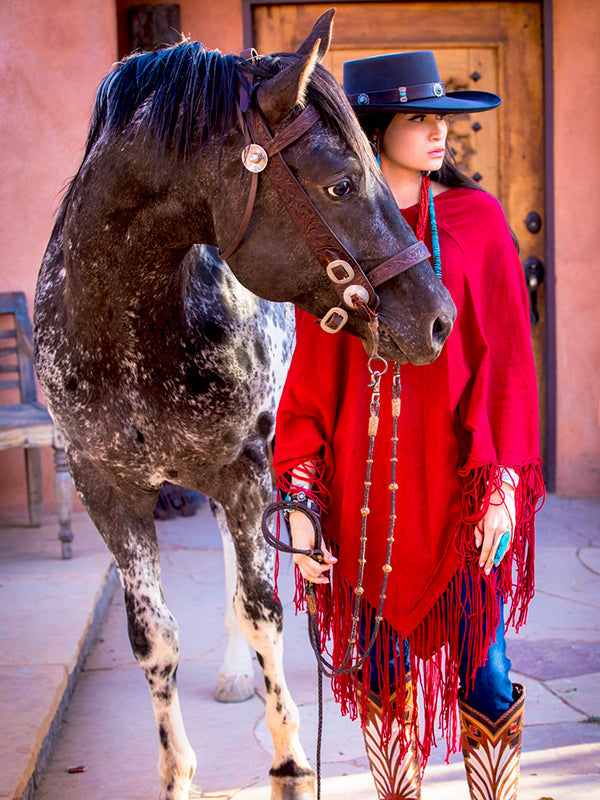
[33,9,456,800]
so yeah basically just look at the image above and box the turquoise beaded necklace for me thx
[427,180,442,279]
[417,173,442,280]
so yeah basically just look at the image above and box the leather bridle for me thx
[219,96,430,334]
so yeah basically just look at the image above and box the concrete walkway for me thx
[1,493,599,800]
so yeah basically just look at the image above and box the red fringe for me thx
[287,459,545,766]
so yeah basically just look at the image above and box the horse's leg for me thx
[69,454,197,800]
[219,463,315,800]
[210,499,255,703]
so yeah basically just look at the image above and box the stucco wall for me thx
[0,0,117,517]
[116,0,244,56]
[553,0,600,495]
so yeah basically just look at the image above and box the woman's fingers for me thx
[479,525,510,575]
[293,552,335,584]
[477,484,516,574]
[289,510,337,584]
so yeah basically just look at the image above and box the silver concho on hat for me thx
[433,82,444,97]
[242,144,268,173]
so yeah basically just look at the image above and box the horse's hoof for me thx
[270,773,316,800]
[215,671,254,703]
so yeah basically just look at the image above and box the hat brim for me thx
[352,90,501,115]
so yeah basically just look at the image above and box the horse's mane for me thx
[84,42,238,162]
[59,41,374,218]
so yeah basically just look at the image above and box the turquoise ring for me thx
[493,530,511,565]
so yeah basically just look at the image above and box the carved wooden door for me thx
[253,1,547,454]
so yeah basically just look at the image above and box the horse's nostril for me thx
[433,318,444,336]
[432,315,452,345]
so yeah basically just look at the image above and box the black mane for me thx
[86,42,239,162]
[83,41,370,161]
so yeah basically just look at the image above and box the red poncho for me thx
[274,187,545,759]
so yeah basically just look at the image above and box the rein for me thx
[219,92,430,335]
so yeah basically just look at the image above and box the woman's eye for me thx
[327,179,353,198]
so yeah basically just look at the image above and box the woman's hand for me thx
[289,509,337,585]
[475,482,516,575]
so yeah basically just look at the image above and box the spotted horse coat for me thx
[35,242,299,797]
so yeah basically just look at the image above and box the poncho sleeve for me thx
[274,307,351,503]
[441,191,545,635]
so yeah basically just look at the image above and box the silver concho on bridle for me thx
[242,143,268,172]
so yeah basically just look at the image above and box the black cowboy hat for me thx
[344,51,501,115]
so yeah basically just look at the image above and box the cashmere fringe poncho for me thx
[273,187,545,762]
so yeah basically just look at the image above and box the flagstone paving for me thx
[1,492,598,799]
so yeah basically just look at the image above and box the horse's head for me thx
[214,9,456,364]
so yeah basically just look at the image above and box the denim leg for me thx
[458,582,514,721]
[359,614,410,693]
[359,577,514,719]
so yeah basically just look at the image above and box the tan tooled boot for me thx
[361,677,421,799]
[458,683,525,800]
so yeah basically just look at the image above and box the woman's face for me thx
[381,113,449,174]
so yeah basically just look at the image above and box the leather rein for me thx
[218,96,430,335]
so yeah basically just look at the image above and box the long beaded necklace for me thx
[416,172,442,279]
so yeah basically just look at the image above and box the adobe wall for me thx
[0,0,118,518]
[553,0,600,495]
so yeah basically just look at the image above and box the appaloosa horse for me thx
[33,10,455,800]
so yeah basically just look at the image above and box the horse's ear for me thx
[256,38,322,125]
[295,8,335,61]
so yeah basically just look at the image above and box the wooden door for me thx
[253,1,547,456]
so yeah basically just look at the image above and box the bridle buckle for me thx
[320,307,349,333]
[326,259,355,284]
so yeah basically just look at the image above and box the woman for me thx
[273,50,544,799]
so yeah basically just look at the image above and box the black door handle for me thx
[524,256,545,325]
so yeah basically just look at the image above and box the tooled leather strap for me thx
[249,105,379,311]
[219,106,322,263]
[367,241,430,287]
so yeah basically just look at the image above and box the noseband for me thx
[218,96,430,334]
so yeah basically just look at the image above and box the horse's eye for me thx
[326,179,353,198]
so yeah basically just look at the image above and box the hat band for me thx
[348,81,446,107]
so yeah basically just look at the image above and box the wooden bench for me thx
[0,292,74,558]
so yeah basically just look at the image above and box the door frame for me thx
[243,0,557,491]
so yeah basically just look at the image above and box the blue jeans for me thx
[360,576,515,722]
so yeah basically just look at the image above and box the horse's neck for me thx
[61,142,217,318]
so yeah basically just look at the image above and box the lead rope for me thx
[309,357,401,799]
[262,347,401,799]
[261,173,440,797]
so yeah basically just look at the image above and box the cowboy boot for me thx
[361,677,421,799]
[458,683,525,800]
